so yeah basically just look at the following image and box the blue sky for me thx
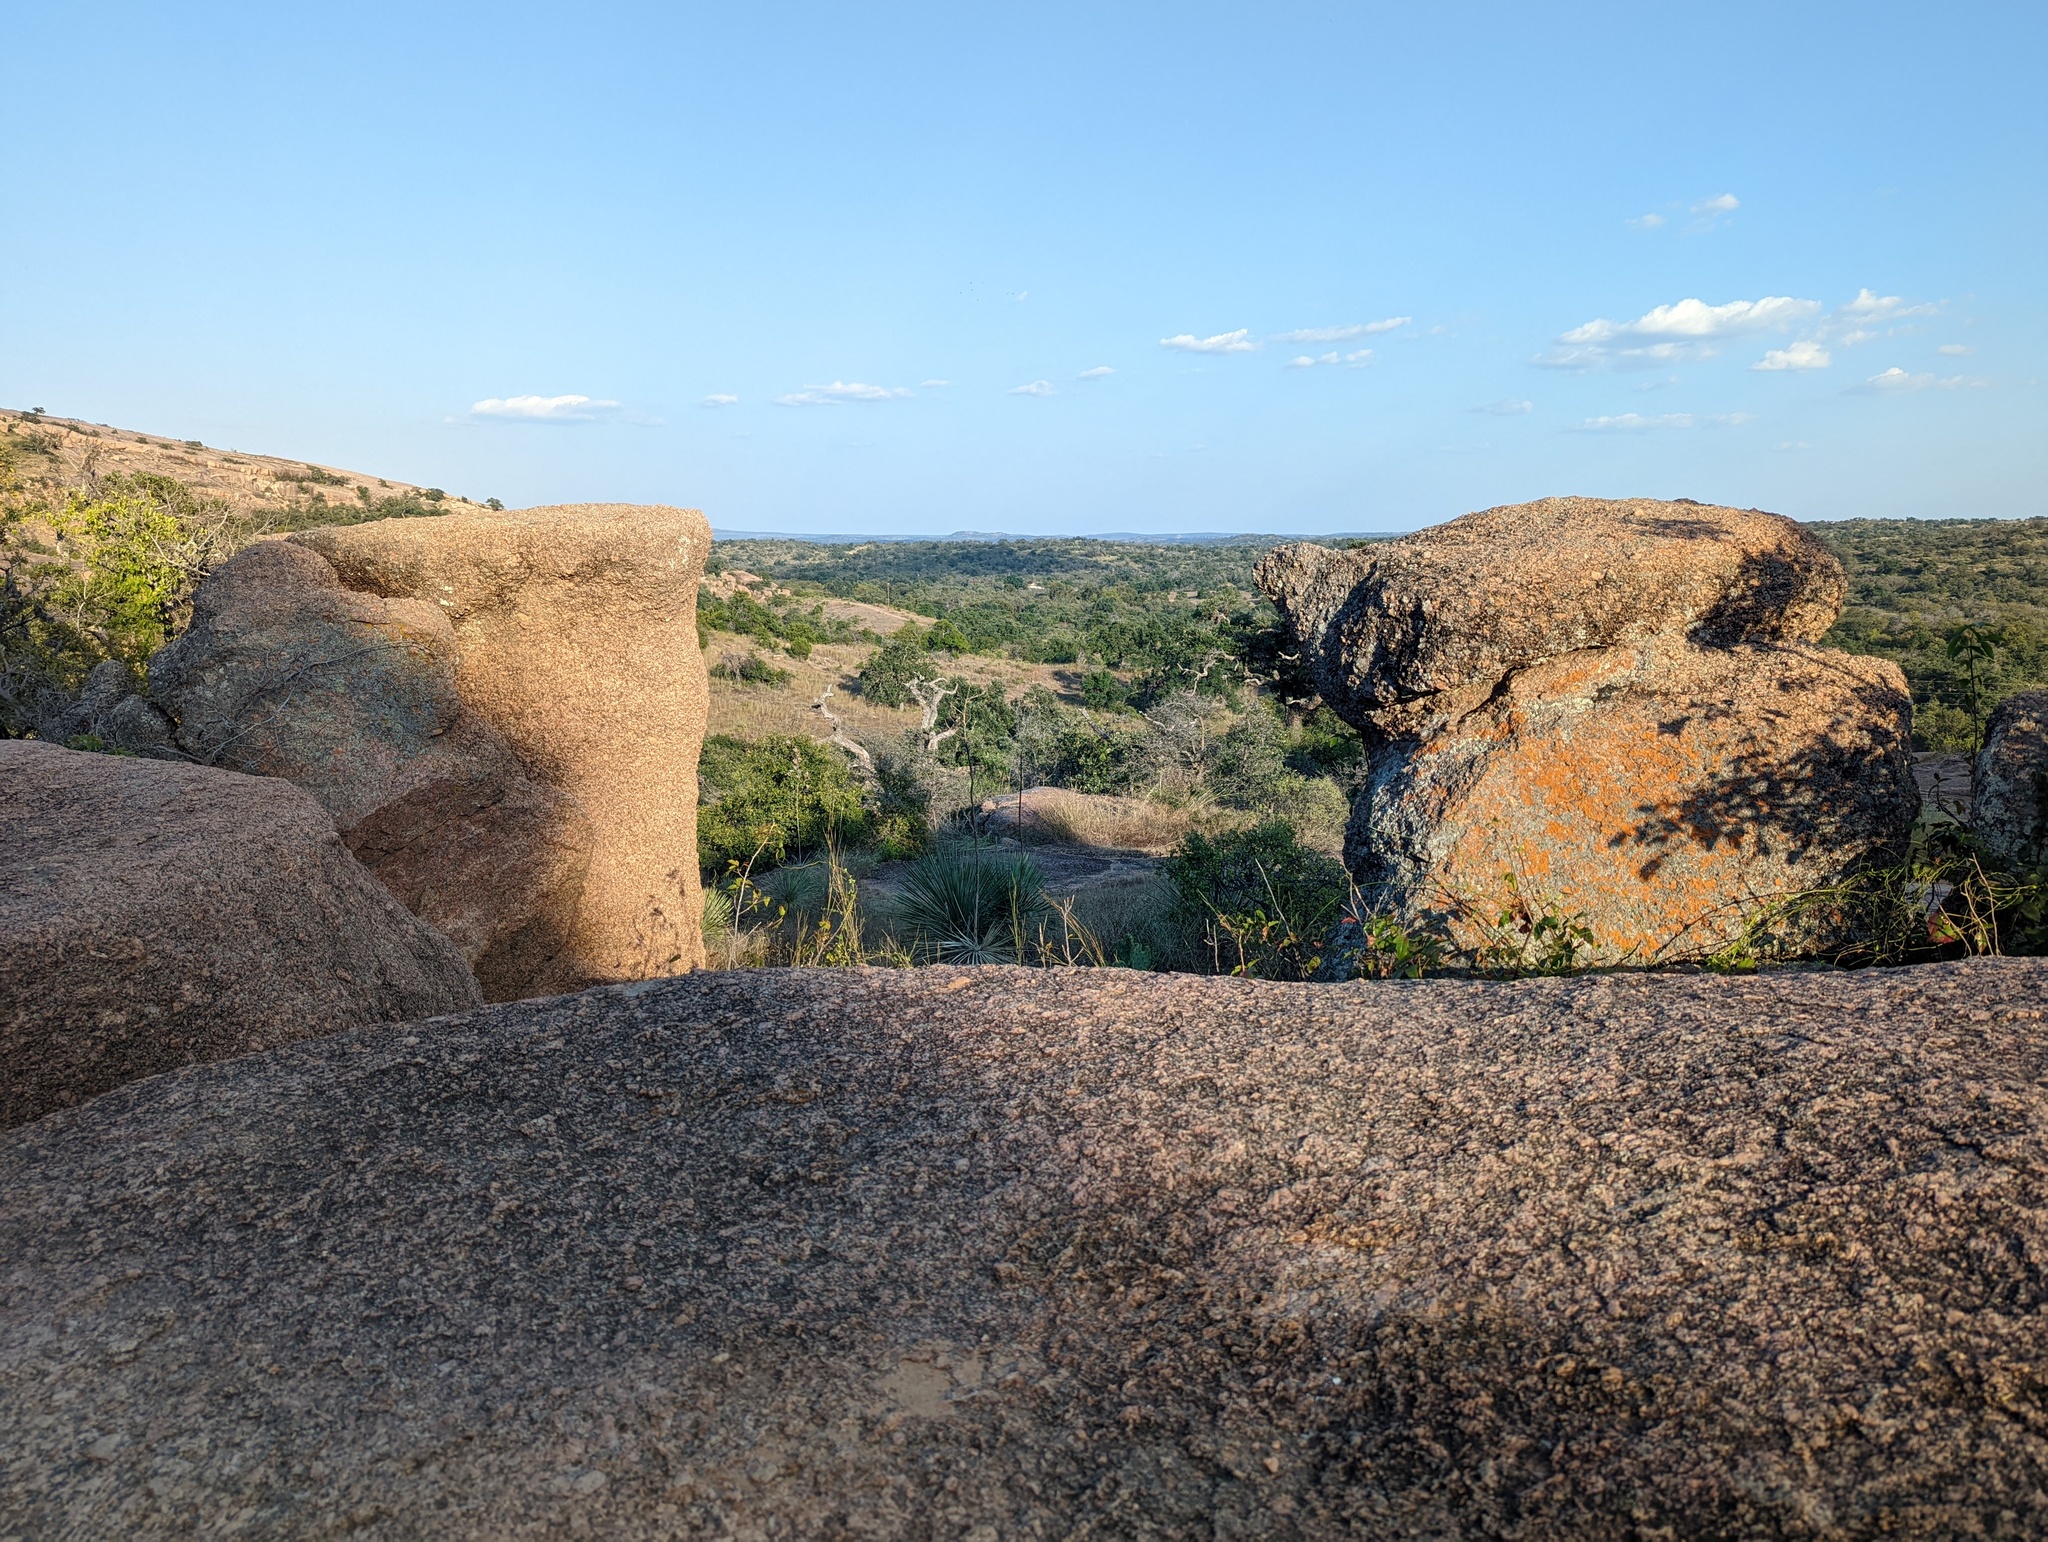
[4,2,2042,534]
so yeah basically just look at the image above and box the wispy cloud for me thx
[773,381,914,407]
[1692,193,1739,215]
[1936,344,1975,356]
[1752,340,1831,372]
[1626,212,1666,230]
[1076,366,1115,380]
[1009,380,1056,397]
[1273,317,1409,344]
[1851,367,1988,395]
[471,393,623,422]
[1472,398,1534,415]
[699,393,739,407]
[1160,329,1256,354]
[1575,411,1754,432]
[1287,349,1373,369]
[1839,288,1937,321]
[921,378,952,388]
[1540,295,1822,370]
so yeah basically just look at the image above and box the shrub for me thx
[1915,700,1976,753]
[894,845,1053,964]
[713,650,793,689]
[1289,705,1366,784]
[1209,700,1290,808]
[869,739,937,859]
[1161,822,1348,979]
[697,734,870,873]
[1079,669,1129,711]
[924,617,970,654]
[854,627,931,707]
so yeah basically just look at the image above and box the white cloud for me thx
[699,393,739,407]
[1692,193,1739,215]
[1936,343,1975,356]
[1346,349,1373,365]
[1839,287,1939,320]
[1273,317,1410,344]
[1775,440,1812,452]
[1852,367,1988,394]
[1009,380,1056,397]
[1473,398,1534,415]
[1076,366,1115,380]
[921,378,952,388]
[1752,340,1832,372]
[1160,329,1257,354]
[773,381,914,406]
[1575,411,1754,432]
[1627,212,1666,230]
[1563,296,1821,345]
[1542,295,1821,370]
[1287,354,1333,369]
[470,393,622,422]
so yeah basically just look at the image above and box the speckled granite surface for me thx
[4,960,2046,1538]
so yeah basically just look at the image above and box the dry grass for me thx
[982,787,1196,854]
[1,409,453,519]
[1064,871,1177,955]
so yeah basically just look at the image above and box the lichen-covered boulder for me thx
[0,741,478,1129]
[148,540,592,1000]
[1258,496,1846,728]
[1350,637,1916,962]
[1975,689,2048,870]
[1259,497,1917,963]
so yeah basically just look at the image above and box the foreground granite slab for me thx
[4,961,2046,1538]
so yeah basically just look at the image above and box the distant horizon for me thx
[4,2,2039,533]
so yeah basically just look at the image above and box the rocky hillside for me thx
[5,959,2045,1537]
[0,407,476,524]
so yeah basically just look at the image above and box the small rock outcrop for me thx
[36,659,175,753]
[0,741,479,1129]
[1975,689,2048,870]
[150,503,712,996]
[1259,498,1918,962]
[3,961,2044,1535]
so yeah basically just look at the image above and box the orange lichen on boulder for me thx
[1259,498,1918,963]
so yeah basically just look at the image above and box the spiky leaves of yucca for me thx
[896,846,1053,964]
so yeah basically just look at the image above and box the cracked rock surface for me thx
[4,960,2046,1537]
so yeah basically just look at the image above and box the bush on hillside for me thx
[697,734,871,873]
[854,627,933,707]
[2,467,259,736]
[1161,822,1348,979]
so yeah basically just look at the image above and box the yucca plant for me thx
[895,845,1053,964]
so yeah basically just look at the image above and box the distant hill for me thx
[0,407,481,528]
